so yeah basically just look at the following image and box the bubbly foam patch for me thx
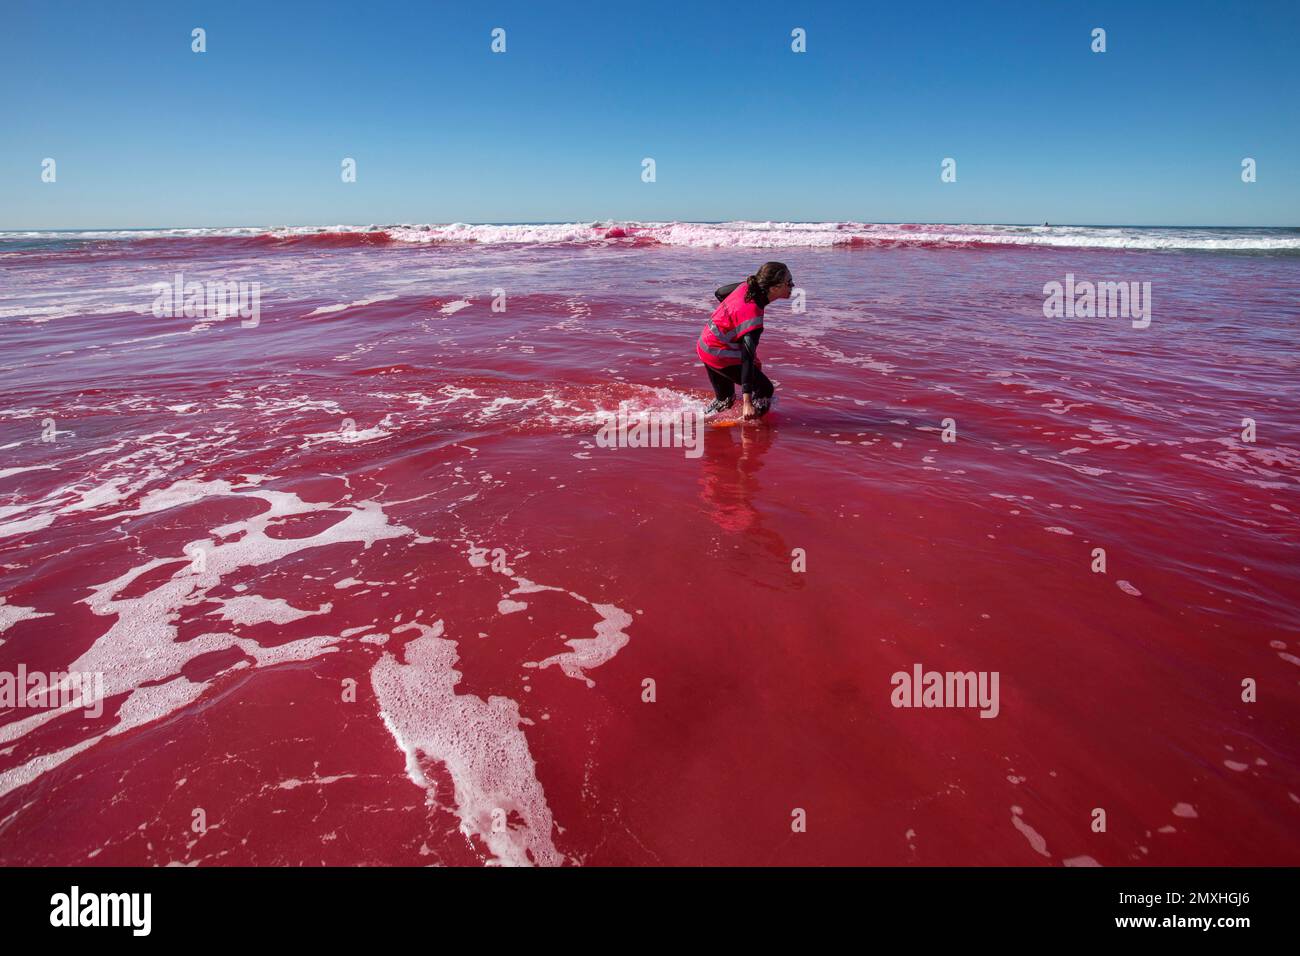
[371,621,563,867]
[206,596,333,626]
[305,294,399,316]
[299,418,395,448]
[0,598,53,643]
[0,475,141,540]
[465,540,634,688]
[0,478,414,800]
[527,602,632,688]
[0,466,57,480]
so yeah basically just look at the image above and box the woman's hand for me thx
[742,395,756,419]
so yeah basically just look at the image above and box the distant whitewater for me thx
[4,221,1299,252]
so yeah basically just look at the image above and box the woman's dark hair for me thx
[745,261,792,306]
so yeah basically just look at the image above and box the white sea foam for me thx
[371,620,564,867]
[0,478,415,801]
[305,294,399,316]
[0,598,53,642]
[4,221,1295,252]
[206,596,332,626]
[0,466,57,480]
[464,540,634,688]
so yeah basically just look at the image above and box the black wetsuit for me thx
[706,282,775,402]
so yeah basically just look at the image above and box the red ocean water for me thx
[1,222,1298,865]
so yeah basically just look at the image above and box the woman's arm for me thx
[738,329,762,393]
[739,329,762,416]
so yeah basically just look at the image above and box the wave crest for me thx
[3,222,1298,253]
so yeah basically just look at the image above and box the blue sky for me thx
[1,0,1296,228]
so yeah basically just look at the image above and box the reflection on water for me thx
[697,423,776,534]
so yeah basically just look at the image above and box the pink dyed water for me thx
[1,222,1297,865]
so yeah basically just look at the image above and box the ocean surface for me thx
[1,221,1297,865]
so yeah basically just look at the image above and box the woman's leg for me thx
[705,365,737,405]
[750,368,775,416]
